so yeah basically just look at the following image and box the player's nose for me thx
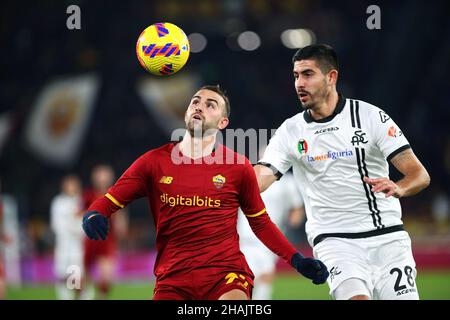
[295,75,307,87]
[296,79,305,90]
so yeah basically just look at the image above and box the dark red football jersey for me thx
[89,143,297,280]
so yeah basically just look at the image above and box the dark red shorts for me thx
[84,238,116,270]
[153,267,254,300]
[0,260,4,279]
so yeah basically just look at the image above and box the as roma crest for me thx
[212,174,226,189]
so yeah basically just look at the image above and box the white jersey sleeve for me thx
[259,120,292,176]
[369,107,410,161]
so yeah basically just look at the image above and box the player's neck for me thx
[179,132,217,159]
[308,90,339,120]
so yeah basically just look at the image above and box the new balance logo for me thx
[142,43,181,58]
[159,176,173,184]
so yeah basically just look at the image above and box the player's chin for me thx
[189,126,207,137]
[187,121,201,130]
[301,102,313,110]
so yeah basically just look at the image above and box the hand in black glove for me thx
[82,211,109,240]
[291,252,329,285]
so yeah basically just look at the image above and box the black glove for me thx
[291,252,329,285]
[82,211,109,240]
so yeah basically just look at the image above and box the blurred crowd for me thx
[1,0,449,261]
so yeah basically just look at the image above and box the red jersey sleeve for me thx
[88,153,151,217]
[239,159,297,265]
[238,159,266,216]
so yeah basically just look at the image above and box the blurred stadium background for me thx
[1,0,449,299]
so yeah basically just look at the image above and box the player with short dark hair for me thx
[81,85,328,300]
[255,44,430,300]
[291,43,339,73]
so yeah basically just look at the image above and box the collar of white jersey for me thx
[303,93,346,124]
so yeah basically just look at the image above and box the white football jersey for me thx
[50,194,84,263]
[259,95,411,246]
[237,172,303,246]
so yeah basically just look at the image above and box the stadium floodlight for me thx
[281,28,316,49]
[237,31,261,51]
[188,33,207,53]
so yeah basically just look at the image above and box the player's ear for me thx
[218,117,229,130]
[328,69,338,86]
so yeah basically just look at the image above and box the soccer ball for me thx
[136,22,190,76]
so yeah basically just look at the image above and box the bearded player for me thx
[255,45,430,300]
[81,85,328,300]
